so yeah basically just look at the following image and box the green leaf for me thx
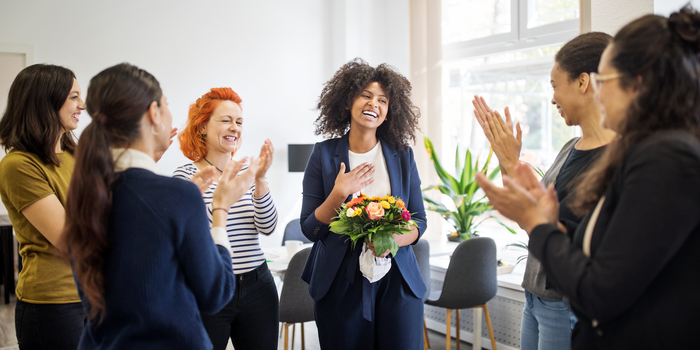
[455,144,462,180]
[460,149,473,192]
[424,137,460,193]
[372,232,400,258]
[488,165,501,180]
[487,215,516,233]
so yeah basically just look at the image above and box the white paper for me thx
[359,242,392,283]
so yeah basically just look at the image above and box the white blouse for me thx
[348,141,391,198]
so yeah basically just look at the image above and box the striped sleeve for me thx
[252,186,277,236]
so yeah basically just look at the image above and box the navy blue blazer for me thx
[299,134,428,302]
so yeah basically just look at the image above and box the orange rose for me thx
[348,197,362,207]
[396,199,405,209]
[365,202,385,220]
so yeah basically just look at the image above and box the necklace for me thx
[203,157,223,173]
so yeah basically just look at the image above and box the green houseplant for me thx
[422,136,515,241]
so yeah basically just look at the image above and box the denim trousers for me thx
[520,291,577,350]
[201,262,279,350]
[15,299,86,350]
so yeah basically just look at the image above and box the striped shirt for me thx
[173,163,278,274]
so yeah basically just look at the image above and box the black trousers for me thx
[201,262,279,350]
[15,299,86,350]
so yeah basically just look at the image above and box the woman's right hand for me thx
[190,166,218,195]
[212,157,261,210]
[332,162,374,198]
[475,167,558,234]
[472,95,522,176]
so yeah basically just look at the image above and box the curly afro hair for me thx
[314,58,421,150]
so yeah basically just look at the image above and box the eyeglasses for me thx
[590,72,622,93]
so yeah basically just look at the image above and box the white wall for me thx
[655,0,700,16]
[591,0,654,35]
[0,0,410,248]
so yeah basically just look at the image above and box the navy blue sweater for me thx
[77,169,235,350]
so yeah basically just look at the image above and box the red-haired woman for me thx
[174,87,278,350]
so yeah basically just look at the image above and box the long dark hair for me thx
[571,6,700,214]
[63,63,162,322]
[0,64,77,165]
[314,58,421,149]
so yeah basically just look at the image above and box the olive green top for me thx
[0,151,80,303]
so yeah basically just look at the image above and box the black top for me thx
[555,145,606,235]
[529,130,700,349]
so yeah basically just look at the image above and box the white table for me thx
[264,243,314,277]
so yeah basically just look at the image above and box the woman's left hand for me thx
[475,171,557,234]
[255,139,274,180]
[154,127,178,162]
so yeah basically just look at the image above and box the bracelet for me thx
[212,207,228,213]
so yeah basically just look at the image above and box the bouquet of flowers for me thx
[329,194,416,257]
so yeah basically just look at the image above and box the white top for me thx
[173,163,278,274]
[348,141,391,198]
[112,148,162,174]
[111,148,231,256]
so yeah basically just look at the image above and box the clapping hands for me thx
[472,96,522,177]
[255,139,274,180]
[475,163,559,234]
[212,157,262,210]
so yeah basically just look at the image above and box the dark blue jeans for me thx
[15,299,86,350]
[201,262,279,350]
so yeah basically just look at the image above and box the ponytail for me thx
[62,63,162,322]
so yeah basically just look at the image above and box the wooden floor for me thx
[0,288,472,350]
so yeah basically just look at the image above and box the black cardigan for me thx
[529,130,700,349]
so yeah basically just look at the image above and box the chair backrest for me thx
[440,237,497,309]
[412,239,431,303]
[282,218,311,246]
[279,247,315,323]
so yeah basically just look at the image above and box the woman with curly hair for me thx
[300,58,427,349]
[174,87,278,350]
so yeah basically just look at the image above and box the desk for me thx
[0,214,14,304]
[264,243,314,277]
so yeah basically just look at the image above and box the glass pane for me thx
[442,45,573,176]
[527,0,579,28]
[439,44,575,243]
[443,0,512,45]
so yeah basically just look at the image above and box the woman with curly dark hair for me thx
[300,58,427,349]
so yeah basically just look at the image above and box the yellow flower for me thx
[372,196,382,201]
[380,201,391,209]
[387,196,395,204]
[354,208,363,216]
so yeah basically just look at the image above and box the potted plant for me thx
[422,136,514,241]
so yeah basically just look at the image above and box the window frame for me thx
[443,0,579,60]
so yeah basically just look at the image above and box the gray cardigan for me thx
[521,137,578,300]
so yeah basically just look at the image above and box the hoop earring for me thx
[151,124,165,135]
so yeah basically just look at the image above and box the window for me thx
[438,0,580,258]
